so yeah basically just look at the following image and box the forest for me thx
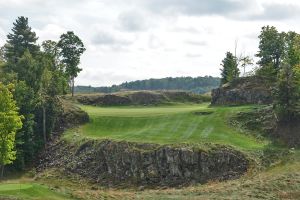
[0,16,85,175]
[75,76,220,94]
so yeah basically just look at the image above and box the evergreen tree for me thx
[220,52,239,85]
[274,33,300,121]
[13,81,36,169]
[274,63,300,121]
[4,16,39,64]
[14,50,44,92]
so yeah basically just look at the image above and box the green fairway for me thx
[65,103,269,150]
[0,183,73,200]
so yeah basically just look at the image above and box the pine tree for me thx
[4,16,39,64]
[274,63,300,121]
[220,52,239,85]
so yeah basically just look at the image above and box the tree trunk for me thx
[71,77,75,97]
[0,165,4,180]
[43,106,47,148]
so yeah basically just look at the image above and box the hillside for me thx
[75,76,220,94]
[68,90,211,106]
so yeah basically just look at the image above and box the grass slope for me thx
[0,182,74,200]
[64,103,268,150]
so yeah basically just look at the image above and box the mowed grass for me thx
[0,182,74,200]
[65,103,269,150]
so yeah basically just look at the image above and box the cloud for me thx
[117,11,148,32]
[185,40,207,46]
[148,34,163,49]
[246,3,300,21]
[144,0,255,16]
[34,24,66,42]
[186,53,202,58]
[171,27,201,34]
[92,31,133,47]
[78,70,136,86]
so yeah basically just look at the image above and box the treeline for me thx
[75,76,221,94]
[0,16,85,175]
[220,26,300,122]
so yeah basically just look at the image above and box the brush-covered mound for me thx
[68,90,210,106]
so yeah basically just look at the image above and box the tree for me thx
[13,81,36,169]
[256,26,285,72]
[42,40,61,70]
[0,83,22,178]
[239,55,253,76]
[220,52,240,85]
[274,33,300,121]
[42,40,69,95]
[4,16,39,64]
[14,50,44,93]
[57,31,86,97]
[274,63,300,121]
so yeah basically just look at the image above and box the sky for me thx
[1,0,300,86]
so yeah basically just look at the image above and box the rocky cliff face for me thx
[211,76,272,105]
[38,140,249,187]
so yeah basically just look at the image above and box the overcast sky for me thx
[1,0,300,86]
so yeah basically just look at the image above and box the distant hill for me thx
[75,76,220,94]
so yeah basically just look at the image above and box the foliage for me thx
[256,26,285,71]
[220,52,239,85]
[274,63,300,121]
[75,76,220,94]
[0,83,22,173]
[0,16,82,170]
[57,31,86,96]
[239,55,253,76]
[4,16,39,63]
[13,81,36,168]
[269,31,300,122]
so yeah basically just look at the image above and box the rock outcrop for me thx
[211,76,272,105]
[38,140,249,187]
